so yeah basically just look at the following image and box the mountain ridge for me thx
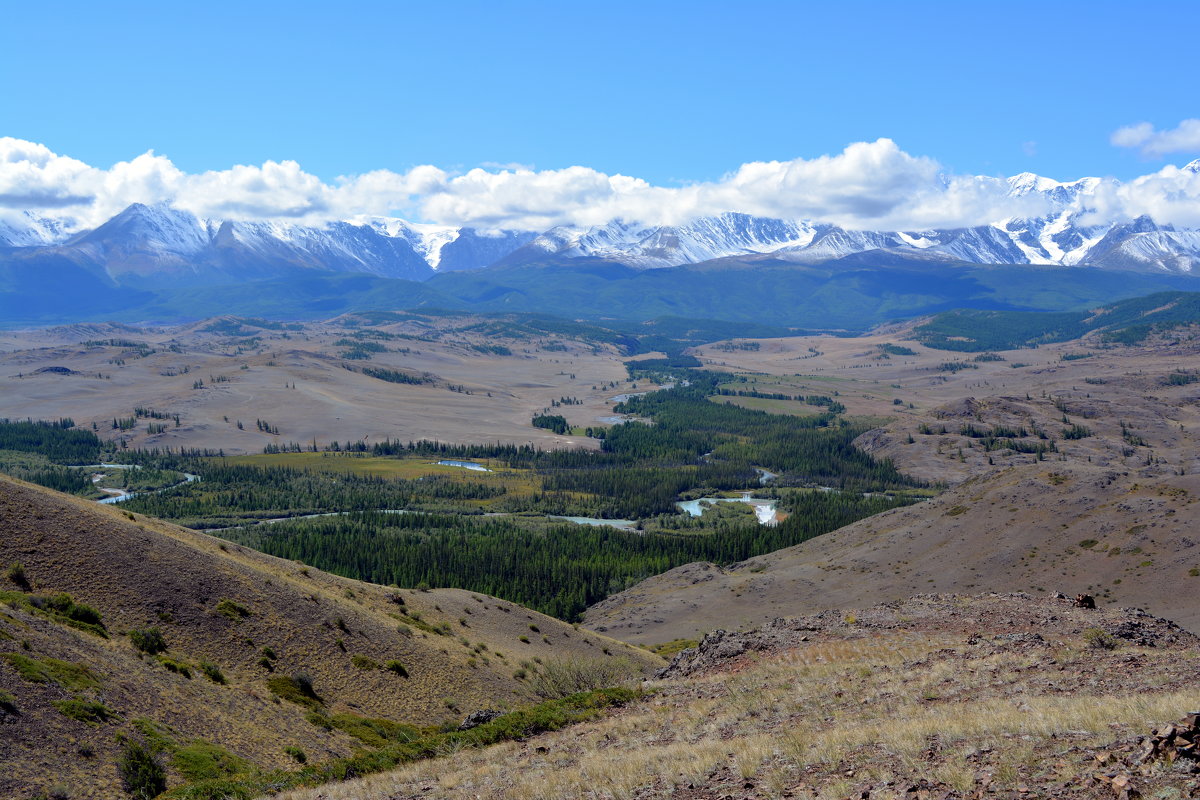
[4,162,1200,283]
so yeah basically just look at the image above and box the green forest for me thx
[217,489,909,621]
[3,371,927,621]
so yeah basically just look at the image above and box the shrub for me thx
[267,673,321,709]
[199,661,226,684]
[44,593,103,626]
[0,689,16,712]
[305,710,333,730]
[6,562,29,589]
[215,599,251,620]
[526,657,640,699]
[350,655,379,670]
[14,593,108,636]
[129,628,167,655]
[118,740,166,800]
[384,660,408,677]
[1083,628,1120,650]
[284,746,307,764]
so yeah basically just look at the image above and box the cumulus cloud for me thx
[1,135,1199,234]
[1080,161,1200,229]
[1111,119,1200,158]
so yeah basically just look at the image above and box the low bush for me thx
[267,673,321,709]
[384,660,408,677]
[6,562,29,589]
[648,638,698,658]
[215,599,251,620]
[1083,628,1120,650]
[527,657,640,699]
[0,591,108,637]
[327,713,419,748]
[129,627,167,655]
[118,740,166,800]
[198,661,226,684]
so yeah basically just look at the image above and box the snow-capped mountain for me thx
[496,166,1200,274]
[3,162,1200,285]
[0,204,534,288]
[510,213,820,269]
[0,211,81,248]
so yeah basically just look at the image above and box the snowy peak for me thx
[81,202,210,256]
[518,213,819,268]
[0,210,79,247]
[8,172,1200,286]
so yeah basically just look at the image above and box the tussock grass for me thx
[2,652,101,690]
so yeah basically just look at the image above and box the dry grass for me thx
[275,626,1200,800]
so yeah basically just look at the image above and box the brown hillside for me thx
[0,475,659,799]
[277,594,1200,800]
[586,458,1200,646]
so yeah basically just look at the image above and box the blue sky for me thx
[2,1,1199,233]
[3,0,1198,184]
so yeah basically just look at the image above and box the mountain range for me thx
[4,162,1200,283]
[5,163,1200,328]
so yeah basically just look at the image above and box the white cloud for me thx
[1111,119,1200,158]
[1081,161,1200,229]
[1,135,1198,235]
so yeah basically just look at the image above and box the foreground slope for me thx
[0,476,657,799]
[277,593,1200,800]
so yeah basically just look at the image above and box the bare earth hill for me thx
[0,475,658,799]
